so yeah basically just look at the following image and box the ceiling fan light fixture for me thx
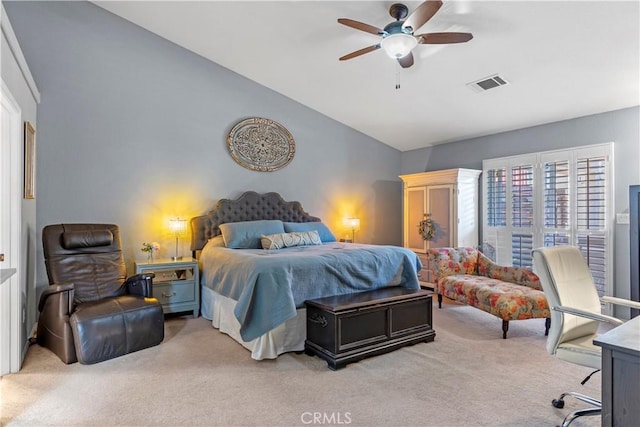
[380,33,417,59]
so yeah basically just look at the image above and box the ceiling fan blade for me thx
[337,18,383,35]
[403,0,443,32]
[397,52,414,68]
[416,32,473,44]
[339,44,381,61]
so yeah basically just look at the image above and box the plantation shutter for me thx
[575,155,608,296]
[486,168,507,227]
[543,158,571,248]
[512,233,534,267]
[544,160,570,229]
[483,143,612,298]
[511,164,534,267]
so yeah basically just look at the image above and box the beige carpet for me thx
[1,299,601,427]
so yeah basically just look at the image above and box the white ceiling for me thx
[94,1,640,152]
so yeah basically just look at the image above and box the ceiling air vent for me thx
[467,74,509,93]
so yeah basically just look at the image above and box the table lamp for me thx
[344,217,360,243]
[169,218,187,260]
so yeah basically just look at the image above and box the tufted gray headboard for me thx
[190,191,321,253]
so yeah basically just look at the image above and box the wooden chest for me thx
[304,287,435,370]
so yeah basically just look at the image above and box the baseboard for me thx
[21,321,37,367]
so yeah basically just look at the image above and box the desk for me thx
[594,316,640,427]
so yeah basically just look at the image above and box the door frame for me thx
[1,79,23,375]
[631,185,639,318]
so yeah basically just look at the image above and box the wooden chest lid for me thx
[305,287,432,312]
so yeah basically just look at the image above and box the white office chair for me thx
[532,246,640,427]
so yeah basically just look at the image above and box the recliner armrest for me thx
[600,296,640,310]
[125,273,155,297]
[553,305,624,326]
[38,282,74,313]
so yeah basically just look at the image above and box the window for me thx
[483,144,613,297]
[511,165,534,228]
[575,155,608,295]
[486,168,507,227]
[512,233,534,267]
[544,160,569,229]
[510,164,534,267]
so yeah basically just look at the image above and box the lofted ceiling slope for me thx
[93,1,640,152]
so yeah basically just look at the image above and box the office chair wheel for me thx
[552,398,565,409]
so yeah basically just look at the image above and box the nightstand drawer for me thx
[153,282,195,305]
[135,257,200,318]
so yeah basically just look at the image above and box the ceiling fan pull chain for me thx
[395,61,401,90]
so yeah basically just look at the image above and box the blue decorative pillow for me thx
[283,222,337,243]
[261,231,322,250]
[219,220,285,249]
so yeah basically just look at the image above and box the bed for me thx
[190,191,422,360]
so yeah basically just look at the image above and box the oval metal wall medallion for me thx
[226,117,295,172]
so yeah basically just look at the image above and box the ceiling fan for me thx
[338,1,473,68]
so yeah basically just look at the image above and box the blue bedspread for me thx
[199,242,422,341]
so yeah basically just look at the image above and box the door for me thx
[426,184,454,249]
[1,81,22,375]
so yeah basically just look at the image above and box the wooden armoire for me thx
[399,168,481,286]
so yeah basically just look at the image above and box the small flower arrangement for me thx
[418,214,435,241]
[141,242,160,261]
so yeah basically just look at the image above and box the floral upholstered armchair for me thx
[426,247,550,339]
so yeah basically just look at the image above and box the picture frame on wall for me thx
[24,121,35,199]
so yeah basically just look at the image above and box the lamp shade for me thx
[380,33,418,59]
[169,218,187,235]
[345,217,361,230]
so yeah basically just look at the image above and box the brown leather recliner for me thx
[38,224,164,364]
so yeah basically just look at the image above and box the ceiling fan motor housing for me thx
[389,3,409,20]
[383,20,412,36]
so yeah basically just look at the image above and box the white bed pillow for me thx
[261,230,322,250]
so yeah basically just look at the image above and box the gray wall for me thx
[401,107,640,313]
[5,0,639,336]
[1,3,39,365]
[4,1,404,304]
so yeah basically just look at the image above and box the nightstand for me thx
[134,258,199,318]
